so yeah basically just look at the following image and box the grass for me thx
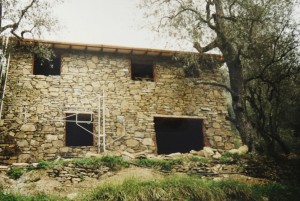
[1,173,299,200]
[0,191,69,201]
[219,152,241,164]
[135,158,183,171]
[4,155,298,200]
[35,155,128,171]
[36,160,65,169]
[81,176,300,201]
[189,156,211,163]
[73,155,129,170]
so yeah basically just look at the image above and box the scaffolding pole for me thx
[98,94,101,153]
[0,36,10,120]
[102,89,106,152]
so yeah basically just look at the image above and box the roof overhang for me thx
[14,38,224,62]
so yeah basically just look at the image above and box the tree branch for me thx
[193,39,219,53]
[228,0,238,18]
[194,80,237,98]
[205,0,216,30]
[0,0,37,37]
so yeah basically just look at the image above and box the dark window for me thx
[33,54,61,75]
[65,113,94,146]
[131,59,154,81]
[154,117,204,154]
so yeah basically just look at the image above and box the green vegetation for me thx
[35,155,128,171]
[73,155,128,170]
[135,158,183,171]
[220,152,241,164]
[0,191,69,201]
[36,160,65,169]
[1,174,299,200]
[141,0,300,156]
[81,176,300,201]
[189,156,210,163]
[221,152,241,159]
[7,167,24,180]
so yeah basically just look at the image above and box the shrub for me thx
[36,160,65,170]
[135,158,183,171]
[221,152,241,159]
[73,155,128,170]
[36,161,53,169]
[219,152,241,164]
[100,155,129,169]
[7,167,24,180]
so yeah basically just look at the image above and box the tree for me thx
[0,0,63,60]
[0,0,62,39]
[0,0,63,118]
[140,0,300,152]
[245,30,300,154]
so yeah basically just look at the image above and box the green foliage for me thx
[135,158,183,171]
[81,176,300,201]
[37,161,54,169]
[219,152,241,164]
[100,155,129,169]
[0,0,63,39]
[79,174,85,182]
[141,0,300,155]
[221,152,241,160]
[0,191,69,201]
[36,160,65,169]
[73,155,128,170]
[7,167,24,180]
[189,156,210,163]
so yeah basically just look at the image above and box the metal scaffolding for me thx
[49,91,106,153]
[0,36,11,120]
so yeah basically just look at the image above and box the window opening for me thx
[33,54,61,75]
[154,117,204,154]
[131,59,154,81]
[65,113,94,146]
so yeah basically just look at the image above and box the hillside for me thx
[0,148,299,200]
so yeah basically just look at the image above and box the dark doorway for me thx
[65,113,94,146]
[154,117,204,154]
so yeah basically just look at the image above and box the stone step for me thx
[0,165,10,171]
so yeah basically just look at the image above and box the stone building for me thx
[0,39,233,163]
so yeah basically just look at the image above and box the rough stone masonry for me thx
[0,41,233,163]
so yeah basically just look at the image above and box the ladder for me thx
[0,36,10,120]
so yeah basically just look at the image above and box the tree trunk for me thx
[224,53,254,150]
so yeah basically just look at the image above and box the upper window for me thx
[33,54,61,75]
[131,59,154,81]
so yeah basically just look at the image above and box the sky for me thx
[48,0,300,52]
[48,0,172,50]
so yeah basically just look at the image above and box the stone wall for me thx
[0,49,233,163]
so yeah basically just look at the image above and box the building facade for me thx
[0,40,233,163]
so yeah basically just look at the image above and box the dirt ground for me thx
[0,167,165,199]
[0,166,270,199]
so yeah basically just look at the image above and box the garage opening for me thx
[65,113,94,146]
[154,117,204,154]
